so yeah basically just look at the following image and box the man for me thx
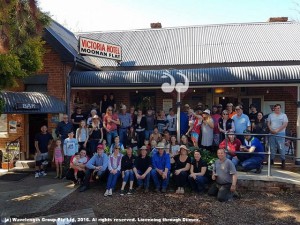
[133,146,152,193]
[208,149,238,202]
[118,105,132,146]
[151,143,171,193]
[211,105,222,147]
[34,125,53,178]
[180,104,189,136]
[249,104,258,124]
[237,130,264,173]
[267,104,288,169]
[71,107,86,132]
[226,103,236,119]
[55,114,73,143]
[217,104,223,115]
[79,144,109,192]
[232,105,251,143]
[103,106,120,147]
[145,109,156,140]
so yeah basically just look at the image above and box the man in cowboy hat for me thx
[133,146,152,193]
[151,142,171,193]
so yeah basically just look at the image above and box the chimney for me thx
[268,17,288,22]
[150,22,162,29]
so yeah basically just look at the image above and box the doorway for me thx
[28,114,48,158]
[130,92,156,113]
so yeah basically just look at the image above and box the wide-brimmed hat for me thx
[179,145,190,153]
[203,109,211,115]
[120,105,127,110]
[156,142,165,149]
[92,115,99,120]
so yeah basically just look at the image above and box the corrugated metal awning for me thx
[0,91,65,114]
[70,65,300,88]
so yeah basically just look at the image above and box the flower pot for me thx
[1,162,14,169]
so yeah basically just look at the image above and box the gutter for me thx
[66,57,77,116]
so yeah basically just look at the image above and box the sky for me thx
[38,0,300,32]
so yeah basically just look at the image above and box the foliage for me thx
[189,147,217,171]
[0,0,50,114]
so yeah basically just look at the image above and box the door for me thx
[28,114,48,158]
[130,92,156,112]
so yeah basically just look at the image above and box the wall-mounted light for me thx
[266,89,269,94]
[215,88,224,94]
[136,90,139,94]
[222,97,225,100]
[193,89,196,93]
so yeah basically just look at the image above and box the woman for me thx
[188,150,209,193]
[66,149,89,184]
[172,145,191,194]
[201,109,214,151]
[107,93,117,112]
[76,120,89,150]
[120,147,136,195]
[180,135,192,149]
[104,146,122,197]
[86,109,98,126]
[134,109,146,148]
[170,135,180,157]
[156,110,167,134]
[252,112,267,142]
[127,126,138,151]
[88,115,103,156]
[149,127,162,143]
[109,136,125,154]
[99,94,109,117]
[218,109,235,142]
[219,133,241,166]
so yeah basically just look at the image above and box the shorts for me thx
[191,132,199,143]
[35,152,48,166]
[55,157,63,163]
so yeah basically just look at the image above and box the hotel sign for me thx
[79,37,122,61]
[15,103,41,110]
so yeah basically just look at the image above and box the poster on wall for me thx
[263,101,285,115]
[0,114,8,138]
[9,120,17,133]
[163,99,173,113]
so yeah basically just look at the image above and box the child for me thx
[144,139,151,154]
[52,139,64,179]
[72,152,81,180]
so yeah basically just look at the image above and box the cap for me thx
[184,104,190,108]
[203,109,211,115]
[140,145,147,150]
[97,144,104,149]
[92,115,99,120]
[120,105,127,110]
[243,129,252,134]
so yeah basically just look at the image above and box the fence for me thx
[224,133,299,177]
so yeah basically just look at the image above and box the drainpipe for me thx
[296,85,300,165]
[66,57,77,117]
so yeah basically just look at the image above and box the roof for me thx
[0,91,65,114]
[70,65,300,88]
[77,22,300,67]
[44,20,99,70]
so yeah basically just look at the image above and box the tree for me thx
[0,0,50,111]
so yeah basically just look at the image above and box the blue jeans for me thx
[123,170,134,183]
[145,130,153,140]
[119,128,128,147]
[188,175,208,192]
[226,154,239,166]
[151,169,170,189]
[106,170,120,190]
[136,170,151,188]
[107,130,118,148]
[269,135,285,160]
[241,156,264,171]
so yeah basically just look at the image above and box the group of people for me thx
[33,98,289,201]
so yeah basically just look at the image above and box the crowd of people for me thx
[33,95,289,202]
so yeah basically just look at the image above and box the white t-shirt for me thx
[167,114,177,132]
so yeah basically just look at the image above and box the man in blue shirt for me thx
[118,105,132,146]
[56,114,73,143]
[237,130,264,174]
[151,143,171,193]
[232,105,251,143]
[79,144,108,192]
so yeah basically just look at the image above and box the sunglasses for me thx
[108,109,112,111]
[223,113,228,115]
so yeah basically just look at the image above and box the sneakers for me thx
[281,160,286,170]
[154,188,160,193]
[39,171,47,176]
[108,189,112,196]
[255,165,263,174]
[79,186,88,192]
[120,190,125,196]
[161,188,167,193]
[144,188,149,193]
[35,172,39,178]
[104,189,109,197]
[127,189,133,195]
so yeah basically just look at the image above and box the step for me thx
[15,160,35,168]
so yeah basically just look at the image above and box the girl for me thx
[149,127,162,143]
[127,126,138,151]
[52,139,64,179]
[88,115,103,156]
[76,120,89,150]
[156,110,167,134]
